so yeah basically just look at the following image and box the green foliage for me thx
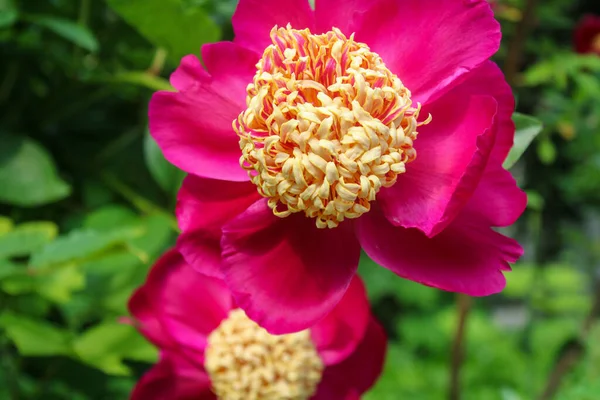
[23,14,99,52]
[106,0,220,62]
[0,134,71,207]
[503,113,544,169]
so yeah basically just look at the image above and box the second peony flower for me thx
[150,0,528,333]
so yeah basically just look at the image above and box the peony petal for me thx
[169,55,210,91]
[447,61,516,165]
[232,0,315,54]
[313,318,387,399]
[357,205,523,296]
[221,199,361,334]
[467,166,527,227]
[149,56,248,182]
[129,249,232,359]
[316,0,500,103]
[311,276,370,365]
[377,95,498,237]
[130,352,214,400]
[426,61,526,228]
[201,42,259,108]
[176,175,260,277]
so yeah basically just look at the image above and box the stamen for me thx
[235,25,431,228]
[204,309,324,400]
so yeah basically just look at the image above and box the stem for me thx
[449,294,472,400]
[503,0,539,86]
[147,48,168,76]
[538,279,600,400]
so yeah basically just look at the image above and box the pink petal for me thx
[169,55,210,92]
[201,42,259,108]
[149,54,249,181]
[176,175,260,277]
[232,0,315,55]
[311,276,370,365]
[131,352,214,400]
[221,199,361,334]
[313,318,387,399]
[356,205,523,296]
[129,249,232,359]
[467,167,527,227]
[377,95,498,237]
[449,61,516,166]
[316,0,500,103]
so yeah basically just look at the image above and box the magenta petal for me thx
[317,0,499,103]
[201,42,259,108]
[176,175,260,276]
[149,56,248,182]
[313,318,387,399]
[311,276,370,365]
[221,200,361,334]
[232,0,315,54]
[448,61,516,166]
[467,167,527,227]
[129,249,232,359]
[356,206,523,296]
[169,54,210,92]
[378,95,498,237]
[131,352,214,400]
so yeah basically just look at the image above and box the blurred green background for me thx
[1,0,600,399]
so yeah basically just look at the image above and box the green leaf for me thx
[106,0,220,62]
[0,221,58,258]
[112,71,174,92]
[0,311,73,356]
[83,205,138,232]
[144,130,185,198]
[537,137,557,165]
[503,113,543,169]
[25,15,98,52]
[0,216,13,235]
[74,322,158,375]
[0,134,72,207]
[0,259,20,280]
[36,264,86,304]
[0,0,18,28]
[30,227,142,268]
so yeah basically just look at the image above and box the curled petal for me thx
[313,318,387,399]
[311,276,370,365]
[130,352,214,400]
[378,95,498,237]
[356,205,523,296]
[221,199,361,334]
[316,0,500,103]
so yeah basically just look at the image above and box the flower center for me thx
[235,25,431,229]
[204,309,324,400]
[592,33,600,53]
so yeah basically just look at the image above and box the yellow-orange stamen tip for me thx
[235,25,431,228]
[204,309,324,400]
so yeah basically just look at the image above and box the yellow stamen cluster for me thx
[204,309,324,400]
[235,25,431,228]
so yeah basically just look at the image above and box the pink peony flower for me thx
[574,15,600,55]
[128,248,386,400]
[150,0,527,333]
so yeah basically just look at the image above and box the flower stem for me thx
[449,293,472,400]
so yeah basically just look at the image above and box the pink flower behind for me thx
[128,248,386,400]
[150,0,527,333]
[574,15,600,55]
